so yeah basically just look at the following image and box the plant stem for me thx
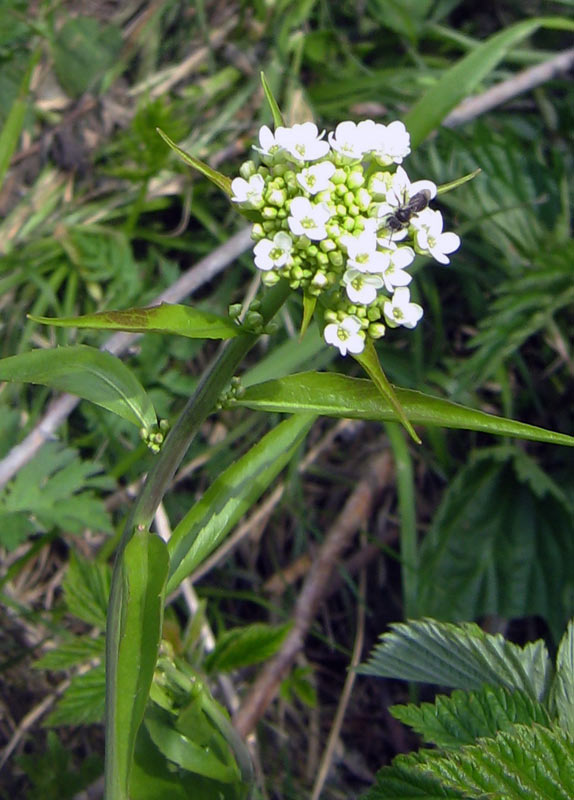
[131,278,290,533]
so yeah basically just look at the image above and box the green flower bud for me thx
[239,160,256,179]
[367,305,382,322]
[292,265,304,280]
[316,252,329,267]
[320,238,336,253]
[262,206,278,219]
[331,168,347,185]
[252,223,265,239]
[266,187,287,207]
[368,322,386,339]
[347,169,365,190]
[229,303,242,319]
[356,188,372,211]
[335,184,347,197]
[348,204,360,217]
[261,270,280,286]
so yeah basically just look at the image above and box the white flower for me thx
[276,122,330,162]
[230,174,266,207]
[342,269,384,304]
[381,246,415,291]
[253,232,293,271]
[287,197,332,240]
[253,125,284,159]
[383,287,423,329]
[323,315,365,356]
[296,161,336,194]
[369,121,411,166]
[328,120,376,161]
[341,229,390,274]
[411,208,461,264]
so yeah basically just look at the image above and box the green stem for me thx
[385,422,418,618]
[104,279,290,800]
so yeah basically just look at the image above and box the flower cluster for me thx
[231,120,460,356]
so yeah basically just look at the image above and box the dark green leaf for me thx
[420,723,574,800]
[359,618,552,701]
[31,303,243,340]
[0,345,157,430]
[552,619,574,738]
[391,686,552,749]
[362,752,463,799]
[62,552,111,629]
[205,622,292,674]
[35,635,105,671]
[45,664,106,726]
[236,372,574,447]
[52,17,122,97]
[417,448,574,641]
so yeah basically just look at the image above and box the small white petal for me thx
[324,316,365,356]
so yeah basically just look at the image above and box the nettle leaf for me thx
[358,618,552,701]
[391,685,552,749]
[35,635,105,671]
[417,447,574,641]
[45,663,105,727]
[205,622,292,674]
[0,442,113,549]
[362,751,463,799]
[419,723,574,800]
[237,372,574,448]
[0,345,157,431]
[551,619,574,738]
[31,303,243,340]
[62,552,111,628]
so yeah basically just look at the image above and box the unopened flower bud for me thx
[239,160,256,179]
[261,270,280,286]
[368,322,386,339]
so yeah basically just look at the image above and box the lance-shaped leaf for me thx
[355,340,421,443]
[105,530,169,800]
[0,345,156,430]
[31,303,243,340]
[260,71,285,128]
[235,371,574,447]
[157,128,232,196]
[167,413,315,592]
[405,16,574,148]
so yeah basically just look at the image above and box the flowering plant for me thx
[232,119,460,358]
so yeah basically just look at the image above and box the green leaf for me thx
[35,635,105,671]
[167,414,315,592]
[52,17,122,98]
[0,442,113,548]
[362,752,463,799]
[551,619,574,738]
[31,303,243,340]
[45,664,106,726]
[391,686,552,749]
[236,372,574,447]
[417,448,574,641]
[144,705,240,784]
[0,345,157,431]
[260,71,284,128]
[359,618,552,702]
[419,723,574,800]
[405,17,574,148]
[0,47,39,193]
[205,622,292,674]
[131,725,246,800]
[62,552,111,629]
[354,341,420,444]
[156,128,232,196]
[105,531,169,800]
